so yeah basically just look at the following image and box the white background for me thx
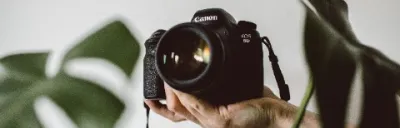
[0,0,399,128]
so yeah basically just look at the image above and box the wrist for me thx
[265,98,320,128]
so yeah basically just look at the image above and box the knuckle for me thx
[217,107,232,128]
[218,106,231,121]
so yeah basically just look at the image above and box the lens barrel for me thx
[155,23,223,93]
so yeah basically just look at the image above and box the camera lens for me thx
[156,23,223,92]
[157,29,211,81]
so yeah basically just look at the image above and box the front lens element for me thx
[159,30,211,81]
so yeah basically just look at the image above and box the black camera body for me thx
[144,8,264,105]
[144,30,167,100]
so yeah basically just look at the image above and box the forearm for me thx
[268,99,356,128]
[272,110,320,128]
[266,99,319,128]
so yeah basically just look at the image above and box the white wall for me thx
[0,0,399,128]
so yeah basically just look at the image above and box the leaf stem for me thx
[292,76,315,128]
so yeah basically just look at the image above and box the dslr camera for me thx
[144,8,288,105]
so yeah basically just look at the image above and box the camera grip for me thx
[143,30,166,100]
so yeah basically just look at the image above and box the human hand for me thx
[144,84,310,128]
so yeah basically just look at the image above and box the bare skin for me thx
[145,84,355,128]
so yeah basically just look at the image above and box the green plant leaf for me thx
[47,74,125,128]
[303,7,356,127]
[0,73,124,128]
[360,52,400,128]
[308,0,357,41]
[0,20,142,127]
[303,0,400,127]
[0,53,49,128]
[60,21,140,77]
[0,53,49,103]
[0,53,125,128]
[0,53,48,79]
[3,107,43,128]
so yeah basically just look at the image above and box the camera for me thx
[144,8,266,105]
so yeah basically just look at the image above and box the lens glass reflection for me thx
[159,31,210,81]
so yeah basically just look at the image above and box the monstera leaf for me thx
[60,21,140,77]
[0,21,140,128]
[302,0,400,128]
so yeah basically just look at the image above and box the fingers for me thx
[170,87,242,128]
[164,84,183,113]
[169,86,217,119]
[164,85,200,124]
[144,83,202,124]
[147,83,222,126]
[144,100,186,122]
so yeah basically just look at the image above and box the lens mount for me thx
[155,23,224,93]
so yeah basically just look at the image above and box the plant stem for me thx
[292,76,315,128]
